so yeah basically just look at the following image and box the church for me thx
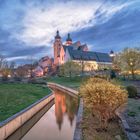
[53,31,113,71]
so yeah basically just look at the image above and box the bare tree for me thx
[114,48,140,79]
[0,55,5,70]
[27,56,37,78]
[1,61,11,81]
[16,66,27,79]
[9,61,16,77]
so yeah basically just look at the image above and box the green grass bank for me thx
[0,83,51,122]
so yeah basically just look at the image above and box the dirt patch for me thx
[82,107,127,140]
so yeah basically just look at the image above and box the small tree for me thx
[9,61,16,77]
[114,48,140,79]
[15,66,28,80]
[110,69,116,79]
[0,55,5,69]
[59,61,81,78]
[1,61,11,81]
[59,64,65,77]
[80,78,127,129]
[27,56,37,78]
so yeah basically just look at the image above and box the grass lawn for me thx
[0,83,51,122]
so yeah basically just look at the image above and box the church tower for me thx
[53,30,62,65]
[66,33,72,46]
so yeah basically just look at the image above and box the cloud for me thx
[72,4,140,53]
[16,0,131,46]
[0,0,139,65]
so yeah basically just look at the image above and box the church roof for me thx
[77,44,88,51]
[62,43,87,52]
[72,41,81,47]
[67,47,112,63]
[110,50,114,54]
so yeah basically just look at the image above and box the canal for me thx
[7,89,79,140]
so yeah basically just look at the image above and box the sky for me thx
[0,0,140,64]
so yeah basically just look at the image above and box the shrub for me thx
[126,85,137,98]
[127,111,136,117]
[14,76,22,81]
[79,78,127,129]
[110,70,116,79]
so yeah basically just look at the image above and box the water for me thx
[7,89,78,140]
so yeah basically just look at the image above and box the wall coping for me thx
[0,93,54,127]
[47,82,79,96]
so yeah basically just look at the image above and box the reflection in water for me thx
[19,89,78,140]
[54,90,78,130]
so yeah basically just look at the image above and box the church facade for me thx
[53,31,113,71]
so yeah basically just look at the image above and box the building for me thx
[53,31,113,71]
[34,66,44,77]
[38,56,54,73]
[34,56,54,77]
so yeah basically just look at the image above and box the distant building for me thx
[53,31,112,70]
[38,56,54,73]
[34,66,44,77]
[34,56,54,76]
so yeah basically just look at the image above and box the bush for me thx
[79,78,127,129]
[2,76,9,81]
[126,85,137,98]
[14,76,22,81]
[28,78,46,85]
[110,70,116,79]
[127,111,136,117]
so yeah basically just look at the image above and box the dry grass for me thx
[82,107,127,140]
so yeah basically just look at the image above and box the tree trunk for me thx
[131,67,135,80]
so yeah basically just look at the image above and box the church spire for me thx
[66,33,72,42]
[55,30,61,39]
[53,30,62,65]
[66,33,72,45]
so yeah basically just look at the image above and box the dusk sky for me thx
[0,0,140,64]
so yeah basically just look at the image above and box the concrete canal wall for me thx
[73,98,83,140]
[0,82,82,140]
[0,94,54,140]
[47,82,83,140]
[47,82,79,97]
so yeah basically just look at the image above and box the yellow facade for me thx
[73,60,112,71]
